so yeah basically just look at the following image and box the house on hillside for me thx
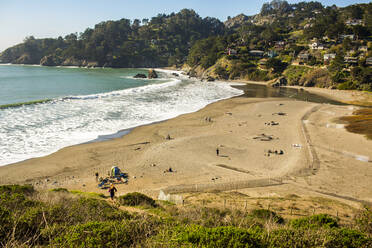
[309,42,325,50]
[298,52,310,62]
[344,56,358,65]
[366,57,372,66]
[346,19,363,26]
[346,50,356,57]
[323,53,336,65]
[268,50,278,58]
[274,41,286,50]
[258,58,268,66]
[249,50,265,58]
[339,34,355,41]
[227,48,238,56]
[359,46,368,52]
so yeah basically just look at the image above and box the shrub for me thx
[0,184,35,195]
[118,192,157,207]
[325,228,372,248]
[52,221,133,248]
[215,65,229,80]
[267,228,372,248]
[67,197,130,223]
[299,68,332,87]
[49,188,69,193]
[246,69,271,81]
[356,206,372,234]
[337,80,358,90]
[250,209,284,224]
[176,225,264,248]
[266,58,288,74]
[283,65,311,85]
[0,206,12,241]
[290,214,338,229]
[0,192,37,210]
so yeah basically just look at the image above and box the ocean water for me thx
[0,65,243,166]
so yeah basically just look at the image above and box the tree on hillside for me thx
[261,0,291,16]
[266,58,288,74]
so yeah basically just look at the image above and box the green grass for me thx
[69,190,106,198]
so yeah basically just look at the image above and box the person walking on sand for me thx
[216,147,219,156]
[108,183,117,200]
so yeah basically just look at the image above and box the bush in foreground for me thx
[290,214,338,229]
[118,192,157,207]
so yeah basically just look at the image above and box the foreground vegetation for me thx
[1,185,372,247]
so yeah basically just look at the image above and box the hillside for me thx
[1,185,372,247]
[186,1,372,91]
[0,0,371,91]
[0,9,225,68]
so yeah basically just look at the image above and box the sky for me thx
[0,0,370,52]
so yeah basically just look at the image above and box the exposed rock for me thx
[188,69,197,77]
[40,55,57,66]
[148,69,158,79]
[206,76,215,82]
[86,61,99,68]
[172,72,179,77]
[224,14,249,28]
[271,76,287,87]
[62,57,83,66]
[134,73,147,78]
[15,54,33,64]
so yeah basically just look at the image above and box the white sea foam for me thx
[0,76,243,166]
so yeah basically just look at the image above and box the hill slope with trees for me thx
[1,1,371,91]
[0,9,225,68]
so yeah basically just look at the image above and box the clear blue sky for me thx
[0,0,369,52]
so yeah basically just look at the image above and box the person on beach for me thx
[108,183,117,200]
[216,147,219,156]
[95,172,99,182]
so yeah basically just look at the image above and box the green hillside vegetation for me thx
[1,185,372,247]
[0,9,224,68]
[186,1,372,90]
[0,1,371,91]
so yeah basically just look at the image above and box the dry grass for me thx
[340,108,372,139]
[177,192,357,225]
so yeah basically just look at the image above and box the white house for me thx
[359,46,368,52]
[324,53,336,61]
[366,57,372,66]
[309,42,325,50]
[346,19,363,26]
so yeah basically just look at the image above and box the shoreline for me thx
[0,78,344,168]
[0,67,243,167]
[0,88,372,206]
[0,74,366,168]
[3,62,372,106]
[1,66,372,206]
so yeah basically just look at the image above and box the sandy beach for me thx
[0,83,371,207]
